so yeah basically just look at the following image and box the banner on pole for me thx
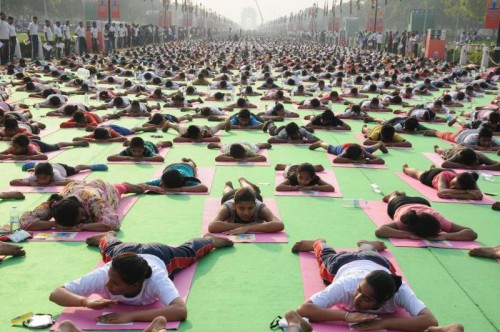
[98,0,108,18]
[111,0,120,19]
[485,0,500,28]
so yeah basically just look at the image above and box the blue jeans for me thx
[31,35,39,59]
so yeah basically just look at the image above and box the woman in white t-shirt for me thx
[291,239,438,331]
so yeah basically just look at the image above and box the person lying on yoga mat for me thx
[433,145,500,171]
[360,98,393,113]
[260,89,292,103]
[226,109,263,129]
[264,121,320,144]
[424,127,500,152]
[19,180,144,231]
[303,110,351,131]
[117,100,161,117]
[337,104,373,121]
[138,158,208,193]
[59,110,108,129]
[54,316,168,332]
[208,178,284,235]
[402,164,484,200]
[309,141,387,165]
[50,232,233,324]
[0,134,89,161]
[226,97,258,110]
[10,162,108,186]
[0,117,40,140]
[295,98,328,110]
[448,111,500,135]
[275,163,335,192]
[291,239,438,331]
[319,90,351,106]
[362,124,412,148]
[256,103,299,121]
[209,142,271,162]
[366,116,430,134]
[375,191,477,241]
[107,137,172,163]
[73,125,156,143]
[142,113,192,130]
[164,122,229,143]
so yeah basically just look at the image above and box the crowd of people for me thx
[0,18,498,331]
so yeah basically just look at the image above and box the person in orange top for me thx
[59,110,106,128]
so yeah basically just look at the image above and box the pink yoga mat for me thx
[215,150,270,166]
[28,196,139,242]
[51,262,196,331]
[274,170,343,198]
[395,172,495,205]
[201,198,288,243]
[325,150,388,169]
[299,250,408,332]
[107,147,170,164]
[148,166,216,195]
[421,152,499,176]
[360,201,480,249]
[3,170,92,193]
[353,133,413,149]
[38,127,60,138]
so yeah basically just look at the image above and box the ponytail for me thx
[365,270,402,303]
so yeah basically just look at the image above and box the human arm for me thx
[352,308,437,332]
[49,286,117,309]
[375,222,421,239]
[297,300,377,324]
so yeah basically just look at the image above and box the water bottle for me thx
[291,89,295,101]
[35,103,40,111]
[231,87,236,101]
[342,199,367,208]
[206,84,210,94]
[113,106,117,115]
[370,183,382,194]
[10,206,20,233]
[84,93,89,105]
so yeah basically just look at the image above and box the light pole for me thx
[373,0,378,32]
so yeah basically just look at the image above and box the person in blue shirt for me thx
[138,158,208,193]
[228,109,263,129]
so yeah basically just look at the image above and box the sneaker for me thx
[22,162,36,171]
[90,164,108,171]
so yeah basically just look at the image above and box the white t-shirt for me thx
[361,100,382,110]
[75,26,85,38]
[28,22,39,36]
[107,97,131,108]
[62,24,71,39]
[54,26,62,38]
[23,163,67,183]
[91,27,98,39]
[9,24,16,37]
[310,260,426,317]
[43,26,53,41]
[41,94,68,107]
[0,19,10,39]
[65,254,180,306]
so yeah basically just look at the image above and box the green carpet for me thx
[1,75,499,332]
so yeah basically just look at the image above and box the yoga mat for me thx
[148,166,216,195]
[360,201,480,249]
[300,118,351,131]
[395,172,496,205]
[0,149,65,163]
[299,250,408,332]
[421,152,499,176]
[107,147,170,164]
[200,198,288,243]
[267,136,312,145]
[51,262,197,330]
[2,170,92,193]
[325,151,388,169]
[28,196,139,242]
[353,133,413,149]
[274,170,343,198]
[38,127,60,138]
[215,150,270,166]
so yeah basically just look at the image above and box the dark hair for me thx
[458,148,477,166]
[152,77,162,85]
[310,98,320,108]
[403,117,419,131]
[4,117,18,129]
[401,211,440,237]
[370,97,379,106]
[478,127,493,139]
[285,122,300,137]
[455,172,478,190]
[161,169,200,188]
[234,187,256,204]
[114,97,124,107]
[50,195,81,227]
[63,104,77,116]
[229,143,246,159]
[73,110,86,123]
[34,162,54,178]
[186,125,201,138]
[186,86,195,94]
[12,133,30,148]
[111,252,152,285]
[236,98,246,107]
[237,109,251,119]
[391,95,402,104]
[489,112,499,124]
[365,270,403,303]
[344,144,363,159]
[150,113,165,125]
[214,92,224,100]
[380,125,395,140]
[129,136,145,148]
[94,127,110,139]
[321,109,334,121]
[295,163,318,183]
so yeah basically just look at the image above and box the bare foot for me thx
[85,231,117,246]
[225,181,234,189]
[203,234,234,248]
[224,120,231,132]
[0,242,26,257]
[258,143,272,149]
[144,316,167,332]
[377,141,388,154]
[402,164,409,174]
[424,324,464,332]
[238,177,260,194]
[55,320,83,332]
[124,182,145,194]
[291,239,325,253]
[0,191,25,200]
[74,140,90,147]
[284,310,312,332]
[207,142,220,149]
[468,246,500,259]
[356,240,387,252]
[158,141,173,148]
[447,117,458,127]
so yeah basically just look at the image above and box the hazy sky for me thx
[200,0,319,25]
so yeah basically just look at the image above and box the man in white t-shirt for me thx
[109,23,116,50]
[49,233,233,324]
[53,21,63,58]
[27,16,39,60]
[43,20,53,60]
[90,22,99,53]
[376,32,383,52]
[62,19,71,56]
[0,11,10,65]
[8,16,16,62]
[291,239,438,331]
[75,21,87,56]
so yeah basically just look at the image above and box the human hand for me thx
[96,312,133,324]
[85,298,117,310]
[223,226,249,235]
[344,312,378,324]
[350,318,385,330]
